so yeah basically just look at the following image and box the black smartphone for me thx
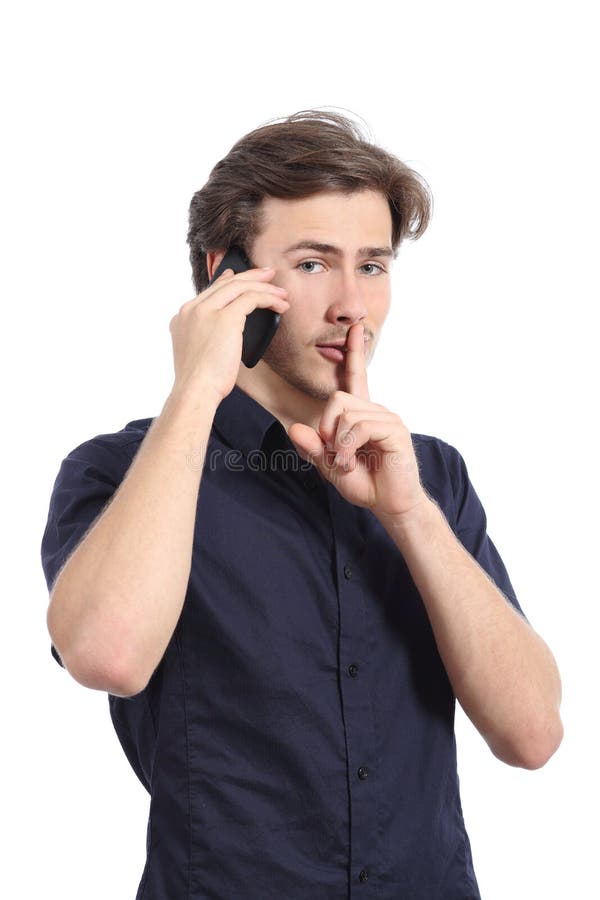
[207,245,281,368]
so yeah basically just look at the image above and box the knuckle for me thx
[192,299,209,316]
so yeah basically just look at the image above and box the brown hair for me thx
[187,108,432,293]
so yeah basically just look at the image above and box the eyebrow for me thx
[283,240,394,259]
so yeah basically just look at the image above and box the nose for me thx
[325,269,368,327]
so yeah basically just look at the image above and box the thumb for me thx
[287,423,326,467]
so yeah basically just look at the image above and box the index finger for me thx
[344,323,370,400]
[209,265,276,286]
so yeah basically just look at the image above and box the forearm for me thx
[47,387,220,696]
[377,497,563,769]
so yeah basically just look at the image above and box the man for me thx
[41,109,563,899]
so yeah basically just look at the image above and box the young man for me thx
[41,110,563,899]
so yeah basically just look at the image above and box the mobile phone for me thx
[208,245,281,368]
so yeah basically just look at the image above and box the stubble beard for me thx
[261,328,341,402]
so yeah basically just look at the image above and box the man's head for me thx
[186,109,432,416]
[188,109,431,293]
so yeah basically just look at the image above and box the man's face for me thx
[246,189,394,401]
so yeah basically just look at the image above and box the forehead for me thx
[256,189,392,240]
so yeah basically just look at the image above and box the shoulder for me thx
[409,432,469,526]
[410,431,464,480]
[61,416,155,470]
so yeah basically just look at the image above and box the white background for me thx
[2,1,597,897]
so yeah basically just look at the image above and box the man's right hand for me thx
[168,266,289,406]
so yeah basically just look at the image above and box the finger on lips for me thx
[344,323,370,401]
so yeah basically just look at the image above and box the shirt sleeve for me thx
[40,436,133,668]
[444,442,529,625]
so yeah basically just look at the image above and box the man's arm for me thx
[377,498,563,770]
[47,388,220,697]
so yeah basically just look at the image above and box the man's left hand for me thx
[287,323,430,519]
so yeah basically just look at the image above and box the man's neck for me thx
[235,366,327,438]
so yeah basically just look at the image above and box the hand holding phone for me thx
[169,249,289,405]
[208,246,282,367]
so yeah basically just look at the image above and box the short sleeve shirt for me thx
[40,384,527,900]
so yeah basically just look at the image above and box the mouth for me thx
[316,345,346,363]
[316,337,369,364]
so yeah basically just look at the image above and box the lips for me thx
[317,346,346,363]
[316,337,370,363]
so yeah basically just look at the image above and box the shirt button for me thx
[348,663,359,677]
[343,564,353,579]
[359,869,369,883]
[358,766,369,780]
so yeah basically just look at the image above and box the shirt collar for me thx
[212,384,289,457]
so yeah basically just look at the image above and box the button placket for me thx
[327,488,380,894]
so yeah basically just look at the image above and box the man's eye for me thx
[298,260,325,273]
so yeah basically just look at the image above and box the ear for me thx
[206,249,228,282]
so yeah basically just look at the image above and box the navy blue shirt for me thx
[41,384,527,899]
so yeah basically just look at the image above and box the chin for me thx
[267,357,338,402]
